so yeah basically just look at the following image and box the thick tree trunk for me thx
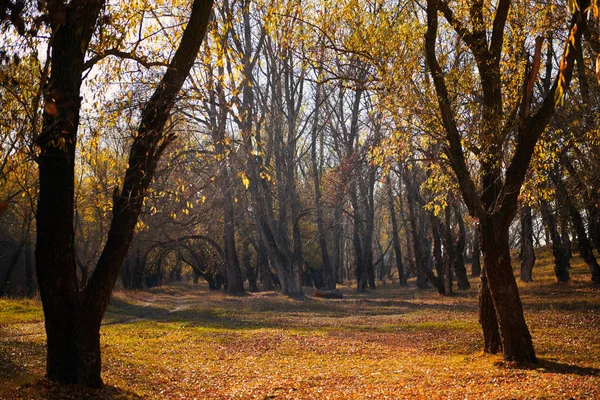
[480,218,536,362]
[520,206,535,282]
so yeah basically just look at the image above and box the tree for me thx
[424,0,588,362]
[33,0,213,386]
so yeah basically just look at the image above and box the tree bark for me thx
[453,205,470,289]
[471,225,481,277]
[540,202,571,282]
[480,217,536,362]
[520,206,535,282]
[479,269,501,354]
[387,177,406,286]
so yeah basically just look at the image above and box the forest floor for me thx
[1,249,599,399]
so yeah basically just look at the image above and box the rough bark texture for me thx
[480,218,536,362]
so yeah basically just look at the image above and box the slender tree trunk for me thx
[567,201,600,283]
[520,206,535,282]
[332,202,343,284]
[387,178,406,286]
[442,208,454,295]
[310,79,335,290]
[405,171,444,293]
[431,214,444,283]
[223,180,245,295]
[453,205,470,289]
[471,226,481,277]
[540,202,571,282]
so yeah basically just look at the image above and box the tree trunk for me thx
[442,208,454,295]
[540,202,571,282]
[520,206,535,282]
[223,183,245,294]
[243,241,259,292]
[310,77,335,290]
[567,200,600,283]
[479,269,501,354]
[387,178,406,286]
[471,226,481,277]
[453,205,470,289]
[332,202,343,284]
[480,218,536,362]
[257,239,275,291]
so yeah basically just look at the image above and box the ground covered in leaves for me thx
[1,250,599,399]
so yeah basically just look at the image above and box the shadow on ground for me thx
[5,379,144,400]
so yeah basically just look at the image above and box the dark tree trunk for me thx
[567,200,600,283]
[479,270,501,354]
[540,202,571,282]
[223,187,245,295]
[431,215,444,283]
[520,206,535,282]
[480,217,536,362]
[559,209,572,260]
[310,77,335,290]
[243,241,259,292]
[332,203,343,284]
[442,208,454,295]
[405,170,444,293]
[453,205,470,289]
[387,178,406,286]
[398,182,414,280]
[471,226,481,277]
[257,239,275,291]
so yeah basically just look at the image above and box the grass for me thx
[1,249,599,399]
